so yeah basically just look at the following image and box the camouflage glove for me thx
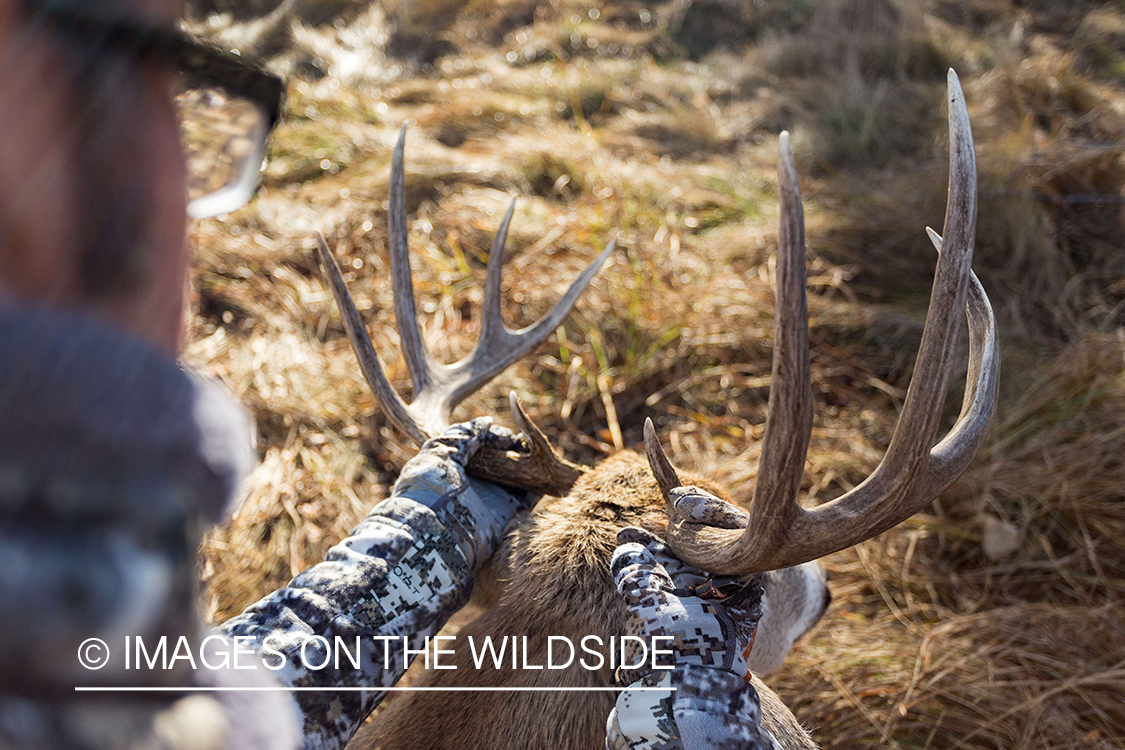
[611,527,763,684]
[607,528,777,750]
[391,418,536,571]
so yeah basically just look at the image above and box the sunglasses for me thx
[26,1,287,219]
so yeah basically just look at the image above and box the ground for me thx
[184,1,1125,747]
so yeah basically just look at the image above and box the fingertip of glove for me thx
[670,488,750,529]
[482,423,520,451]
[610,542,649,569]
[616,526,657,546]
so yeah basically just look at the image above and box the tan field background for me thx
[183,0,1125,747]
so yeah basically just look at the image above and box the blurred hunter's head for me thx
[0,0,188,352]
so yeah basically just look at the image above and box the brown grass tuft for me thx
[762,0,947,81]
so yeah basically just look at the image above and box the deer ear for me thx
[748,563,829,675]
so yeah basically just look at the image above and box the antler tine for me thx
[798,70,986,550]
[318,225,591,494]
[315,231,427,446]
[484,393,588,495]
[466,233,618,395]
[809,68,977,522]
[418,231,617,421]
[662,69,996,574]
[873,68,977,473]
[744,131,815,545]
[659,129,814,572]
[478,199,517,347]
[388,126,436,404]
[925,228,999,483]
[644,417,682,499]
[386,125,616,435]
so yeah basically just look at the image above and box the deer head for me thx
[322,69,997,750]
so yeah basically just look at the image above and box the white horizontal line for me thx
[74,686,674,693]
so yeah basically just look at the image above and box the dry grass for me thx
[183,0,1125,747]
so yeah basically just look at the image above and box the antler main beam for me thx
[317,126,609,494]
[650,70,999,574]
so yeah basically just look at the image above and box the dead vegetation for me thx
[184,0,1125,747]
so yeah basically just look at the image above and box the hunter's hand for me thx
[606,527,778,750]
[391,418,535,570]
[611,527,763,684]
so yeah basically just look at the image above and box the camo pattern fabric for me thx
[670,665,784,750]
[390,418,536,572]
[606,527,778,750]
[219,419,536,750]
[605,668,782,750]
[664,486,752,531]
[606,670,679,750]
[0,304,286,750]
[611,527,763,684]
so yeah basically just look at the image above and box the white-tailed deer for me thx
[316,70,997,750]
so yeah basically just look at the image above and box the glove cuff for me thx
[606,671,678,750]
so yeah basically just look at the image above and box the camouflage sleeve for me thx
[219,421,535,750]
[605,527,779,750]
[606,667,781,750]
[218,496,473,749]
[389,418,536,572]
[669,665,783,750]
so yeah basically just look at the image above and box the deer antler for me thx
[317,126,610,495]
[647,69,999,574]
